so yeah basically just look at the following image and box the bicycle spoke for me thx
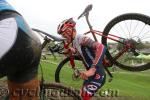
[137,24,146,38]
[140,29,150,40]
[124,21,131,38]
[132,21,139,38]
[112,27,124,39]
[118,23,128,38]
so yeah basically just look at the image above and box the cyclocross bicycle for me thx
[55,4,150,84]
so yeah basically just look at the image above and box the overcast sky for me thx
[8,0,150,37]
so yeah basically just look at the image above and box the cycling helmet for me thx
[57,18,76,34]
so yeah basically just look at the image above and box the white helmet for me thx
[57,18,76,34]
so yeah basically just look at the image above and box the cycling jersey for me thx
[72,34,106,96]
[73,34,106,71]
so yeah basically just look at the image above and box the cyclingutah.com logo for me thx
[98,89,119,97]
[0,87,119,98]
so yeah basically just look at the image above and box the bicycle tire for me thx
[41,83,81,100]
[55,56,82,83]
[102,13,150,71]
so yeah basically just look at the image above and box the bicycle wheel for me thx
[40,83,81,100]
[55,56,85,87]
[102,13,150,71]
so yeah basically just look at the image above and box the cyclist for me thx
[0,0,41,99]
[57,18,106,100]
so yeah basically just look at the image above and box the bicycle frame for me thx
[84,30,125,44]
[84,29,130,61]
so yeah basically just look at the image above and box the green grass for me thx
[39,55,150,100]
[102,71,150,99]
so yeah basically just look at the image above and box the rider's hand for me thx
[80,67,96,80]
[85,67,96,77]
[63,47,76,55]
[63,48,70,54]
[80,72,88,80]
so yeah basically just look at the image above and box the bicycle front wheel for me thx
[102,13,150,71]
[55,56,85,88]
[40,83,81,100]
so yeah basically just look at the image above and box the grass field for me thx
[39,55,150,100]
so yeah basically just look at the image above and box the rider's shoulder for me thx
[74,33,90,45]
[0,0,15,12]
[75,33,87,39]
[74,33,84,41]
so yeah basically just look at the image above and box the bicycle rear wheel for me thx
[40,83,81,100]
[102,13,150,71]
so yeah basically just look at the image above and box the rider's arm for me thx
[91,42,105,67]
[80,36,105,67]
[79,36,105,78]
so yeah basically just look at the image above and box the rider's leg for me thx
[81,89,92,100]
[80,66,106,100]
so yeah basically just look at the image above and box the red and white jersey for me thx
[72,34,106,69]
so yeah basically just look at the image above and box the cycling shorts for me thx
[82,64,106,96]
